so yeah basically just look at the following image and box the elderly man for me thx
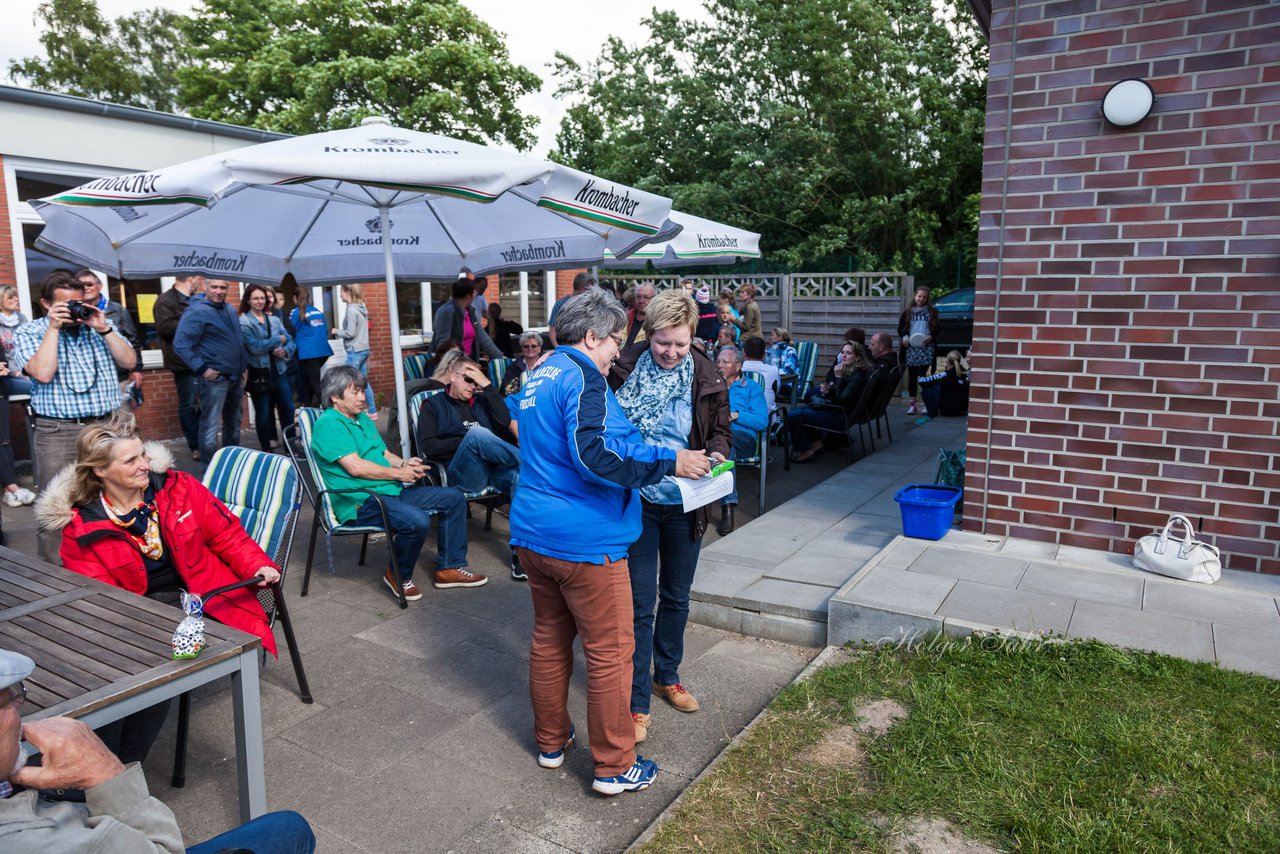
[714,345,768,535]
[868,331,899,371]
[623,282,655,346]
[173,279,248,468]
[14,270,137,562]
[0,648,315,853]
[511,287,711,796]
[75,270,143,403]
[311,365,482,596]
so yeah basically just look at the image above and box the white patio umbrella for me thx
[600,210,760,268]
[32,118,676,454]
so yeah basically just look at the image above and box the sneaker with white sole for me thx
[592,756,658,796]
[434,567,488,588]
[510,549,527,582]
[15,488,35,505]
[907,402,917,415]
[2,491,21,508]
[537,725,575,768]
[383,568,424,602]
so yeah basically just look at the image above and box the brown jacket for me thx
[609,342,732,540]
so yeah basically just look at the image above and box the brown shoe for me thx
[383,568,423,602]
[653,681,699,712]
[632,712,651,744]
[433,567,488,589]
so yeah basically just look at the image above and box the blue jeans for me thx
[172,370,199,450]
[629,500,703,715]
[196,375,243,466]
[445,426,520,494]
[345,350,376,413]
[354,485,468,579]
[187,810,315,854]
[249,368,295,449]
[722,428,758,505]
[0,375,32,487]
[786,404,846,454]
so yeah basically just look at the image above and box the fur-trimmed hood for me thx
[34,441,176,532]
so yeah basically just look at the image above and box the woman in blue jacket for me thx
[510,287,711,798]
[239,284,296,453]
[289,285,332,407]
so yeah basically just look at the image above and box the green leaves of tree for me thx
[553,0,987,283]
[9,0,541,150]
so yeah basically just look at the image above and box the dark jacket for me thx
[609,342,732,541]
[432,301,503,361]
[153,286,192,371]
[173,297,248,378]
[415,384,511,462]
[100,299,142,378]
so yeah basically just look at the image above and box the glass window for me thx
[396,280,424,336]
[15,171,82,203]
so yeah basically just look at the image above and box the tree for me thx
[178,0,542,148]
[552,0,987,284]
[8,0,190,112]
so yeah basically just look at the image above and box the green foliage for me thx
[641,637,1280,852]
[9,0,542,149]
[8,0,190,112]
[177,0,541,146]
[553,0,988,288]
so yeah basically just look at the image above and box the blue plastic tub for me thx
[894,484,962,540]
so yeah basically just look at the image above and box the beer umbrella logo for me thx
[368,137,409,146]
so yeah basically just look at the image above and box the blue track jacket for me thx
[510,346,676,563]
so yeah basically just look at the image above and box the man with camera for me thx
[13,271,137,562]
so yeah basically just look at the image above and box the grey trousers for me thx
[33,417,95,564]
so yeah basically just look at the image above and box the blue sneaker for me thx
[537,725,575,768]
[592,756,658,795]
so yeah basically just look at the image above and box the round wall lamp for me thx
[1101,78,1155,128]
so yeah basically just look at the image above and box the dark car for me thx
[933,287,974,353]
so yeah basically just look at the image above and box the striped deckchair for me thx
[408,389,505,531]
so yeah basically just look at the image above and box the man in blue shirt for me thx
[173,279,248,468]
[15,270,136,562]
[714,345,767,535]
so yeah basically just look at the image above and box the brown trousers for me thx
[519,547,636,777]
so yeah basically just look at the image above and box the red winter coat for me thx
[59,469,277,655]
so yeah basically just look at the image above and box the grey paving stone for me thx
[824,512,905,537]
[908,546,1029,588]
[1056,544,1135,573]
[1143,578,1280,632]
[1067,600,1216,662]
[1212,623,1280,679]
[938,529,1005,551]
[766,548,872,588]
[827,601,944,647]
[999,538,1059,560]
[1018,562,1144,610]
[840,562,957,615]
[688,556,766,605]
[701,635,817,676]
[735,577,837,621]
[688,600,745,635]
[936,581,1076,635]
[315,826,366,853]
[421,692,547,785]
[700,528,810,565]
[354,603,508,660]
[731,512,840,542]
[739,609,827,647]
[802,529,897,561]
[875,537,928,569]
[1213,569,1280,598]
[445,820,576,854]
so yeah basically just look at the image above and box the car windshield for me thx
[935,289,973,309]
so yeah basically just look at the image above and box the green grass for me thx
[639,636,1280,853]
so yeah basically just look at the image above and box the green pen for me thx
[710,460,735,477]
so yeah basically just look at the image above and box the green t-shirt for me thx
[310,408,402,524]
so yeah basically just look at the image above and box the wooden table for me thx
[0,546,267,822]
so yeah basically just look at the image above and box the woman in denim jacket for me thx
[239,284,296,453]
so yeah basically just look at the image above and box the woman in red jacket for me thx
[36,410,278,763]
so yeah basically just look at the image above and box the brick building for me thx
[963,0,1280,573]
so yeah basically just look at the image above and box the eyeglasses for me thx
[609,334,625,348]
[461,375,478,387]
[0,681,26,711]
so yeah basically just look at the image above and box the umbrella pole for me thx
[380,205,412,457]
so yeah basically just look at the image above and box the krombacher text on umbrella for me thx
[572,180,641,218]
[172,250,248,272]
[81,174,160,194]
[697,234,739,248]
[500,240,566,264]
[322,145,460,155]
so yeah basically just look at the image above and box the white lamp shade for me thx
[1101,79,1155,128]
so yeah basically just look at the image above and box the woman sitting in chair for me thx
[35,411,280,761]
[787,341,874,463]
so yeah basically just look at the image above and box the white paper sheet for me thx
[671,471,735,513]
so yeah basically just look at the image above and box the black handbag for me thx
[247,366,271,395]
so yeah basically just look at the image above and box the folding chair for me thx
[782,341,819,407]
[285,407,443,610]
[871,364,905,444]
[403,353,431,382]
[783,368,886,469]
[172,446,311,787]
[738,371,771,514]
[487,357,512,388]
[407,389,506,531]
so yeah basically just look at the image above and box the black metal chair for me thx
[783,368,887,469]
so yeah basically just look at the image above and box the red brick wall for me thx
[966,0,1280,573]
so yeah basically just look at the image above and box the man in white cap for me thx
[0,647,315,852]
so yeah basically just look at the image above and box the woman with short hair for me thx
[610,290,731,745]
[500,330,545,396]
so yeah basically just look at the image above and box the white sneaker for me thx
[2,491,22,508]
[15,488,35,505]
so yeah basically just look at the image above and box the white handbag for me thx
[1132,514,1222,584]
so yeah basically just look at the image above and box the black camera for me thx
[65,300,95,322]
